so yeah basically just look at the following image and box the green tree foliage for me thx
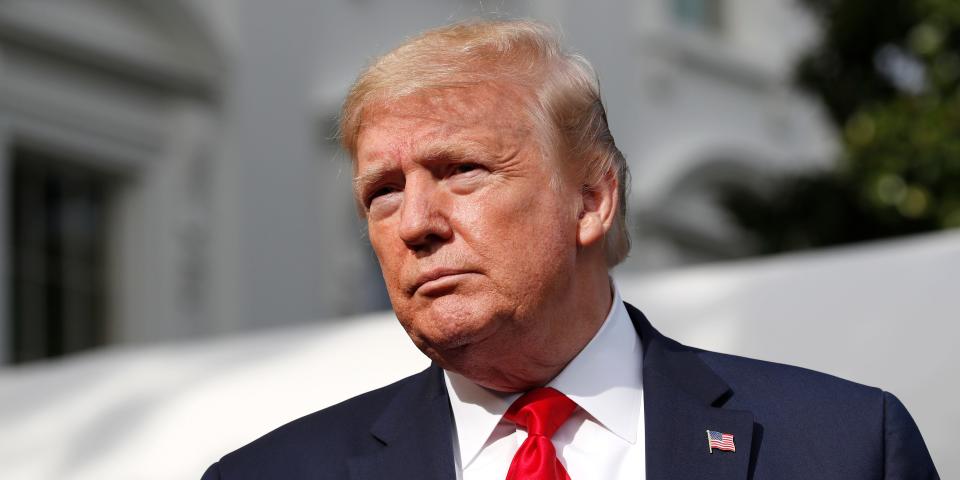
[722,0,960,253]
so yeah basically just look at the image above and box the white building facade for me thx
[0,0,836,364]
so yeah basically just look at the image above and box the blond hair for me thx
[340,19,630,266]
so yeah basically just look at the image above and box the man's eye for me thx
[366,186,397,205]
[451,163,480,175]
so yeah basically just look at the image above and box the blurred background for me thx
[0,0,956,478]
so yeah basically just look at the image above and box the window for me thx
[671,0,723,33]
[9,147,115,363]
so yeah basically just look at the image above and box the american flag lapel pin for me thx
[706,430,735,453]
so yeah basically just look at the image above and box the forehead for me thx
[353,83,537,167]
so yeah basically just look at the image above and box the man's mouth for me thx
[410,268,476,296]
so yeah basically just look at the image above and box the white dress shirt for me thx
[444,284,645,480]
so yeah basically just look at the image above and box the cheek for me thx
[368,222,405,284]
[460,187,576,274]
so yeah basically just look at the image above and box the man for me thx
[203,20,938,479]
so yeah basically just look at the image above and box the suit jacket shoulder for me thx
[688,345,937,479]
[625,302,938,479]
[203,365,447,480]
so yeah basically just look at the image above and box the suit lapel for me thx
[347,365,456,480]
[627,303,756,480]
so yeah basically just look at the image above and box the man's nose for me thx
[398,179,452,251]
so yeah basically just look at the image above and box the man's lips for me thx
[409,268,476,295]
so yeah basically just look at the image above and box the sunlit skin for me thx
[353,81,619,392]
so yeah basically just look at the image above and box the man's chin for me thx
[411,323,488,355]
[407,315,502,361]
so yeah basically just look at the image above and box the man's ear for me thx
[577,168,618,249]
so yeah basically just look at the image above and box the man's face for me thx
[354,82,583,373]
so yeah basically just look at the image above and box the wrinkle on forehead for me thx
[356,83,534,149]
[353,83,536,172]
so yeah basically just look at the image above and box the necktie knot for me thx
[503,387,577,480]
[504,387,578,439]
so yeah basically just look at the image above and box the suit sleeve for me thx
[883,392,939,479]
[201,461,222,480]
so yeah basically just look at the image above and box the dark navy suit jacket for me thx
[202,304,939,479]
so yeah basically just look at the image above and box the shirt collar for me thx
[444,371,520,469]
[443,281,644,468]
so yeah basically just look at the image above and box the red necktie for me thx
[504,387,578,480]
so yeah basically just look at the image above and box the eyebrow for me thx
[352,141,491,193]
[353,162,395,195]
